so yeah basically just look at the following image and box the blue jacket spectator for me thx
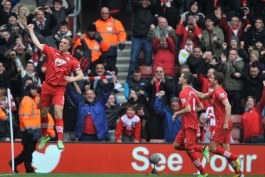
[154,91,182,142]
[67,76,115,141]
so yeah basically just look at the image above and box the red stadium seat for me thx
[231,115,242,124]
[150,139,164,143]
[139,66,152,79]
[231,127,241,143]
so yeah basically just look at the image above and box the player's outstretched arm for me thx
[64,70,84,83]
[192,88,210,100]
[27,24,44,51]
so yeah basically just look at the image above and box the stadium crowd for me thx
[0,0,265,149]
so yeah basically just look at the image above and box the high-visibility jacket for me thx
[19,95,41,143]
[0,109,7,121]
[74,35,110,62]
[94,17,126,55]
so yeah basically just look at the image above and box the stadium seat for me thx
[141,139,146,142]
[150,139,164,143]
[139,66,152,78]
[14,138,21,142]
[231,127,240,143]
[231,115,242,124]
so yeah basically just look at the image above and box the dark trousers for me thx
[245,135,264,143]
[147,114,164,141]
[14,140,37,173]
[106,55,118,75]
[226,90,241,114]
[79,133,104,142]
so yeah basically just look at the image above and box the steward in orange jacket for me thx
[73,24,110,72]
[95,7,127,74]
[12,84,41,173]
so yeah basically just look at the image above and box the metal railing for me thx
[68,0,81,35]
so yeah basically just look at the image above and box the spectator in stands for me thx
[63,82,78,142]
[4,37,32,68]
[0,29,14,56]
[0,95,11,141]
[154,91,182,142]
[186,46,203,90]
[252,0,265,21]
[219,49,245,114]
[199,16,224,60]
[95,7,126,75]
[66,73,115,141]
[241,81,265,143]
[147,17,178,46]
[54,21,72,45]
[124,67,148,103]
[152,35,176,78]
[104,92,120,142]
[119,89,151,140]
[72,47,89,74]
[243,18,265,49]
[243,50,265,72]
[219,15,250,46]
[127,0,156,79]
[204,0,224,16]
[21,77,33,96]
[50,0,75,34]
[182,1,205,29]
[18,61,41,86]
[27,7,57,34]
[178,36,194,65]
[0,0,19,26]
[115,104,141,142]
[223,36,248,63]
[250,40,265,65]
[212,5,224,27]
[157,0,182,29]
[176,15,202,49]
[74,23,109,73]
[16,5,30,18]
[0,61,10,89]
[231,62,265,105]
[1,12,23,37]
[199,50,219,75]
[12,84,40,173]
[98,0,124,20]
[145,66,176,140]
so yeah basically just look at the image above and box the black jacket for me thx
[132,0,156,38]
[230,72,265,102]
[105,104,120,130]
[0,71,10,89]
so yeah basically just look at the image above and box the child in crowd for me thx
[115,104,141,142]
[178,37,194,65]
[54,21,73,42]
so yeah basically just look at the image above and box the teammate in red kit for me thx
[27,24,84,150]
[172,71,209,177]
[193,71,243,177]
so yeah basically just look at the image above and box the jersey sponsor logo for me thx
[54,58,66,66]
[181,98,186,103]
[219,93,225,98]
[66,57,70,61]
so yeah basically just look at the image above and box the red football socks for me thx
[187,151,207,175]
[194,146,203,153]
[55,118,64,141]
[41,116,48,137]
[215,147,238,160]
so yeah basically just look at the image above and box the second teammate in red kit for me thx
[193,71,243,177]
[27,24,84,150]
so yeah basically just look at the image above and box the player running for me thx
[172,71,209,177]
[27,24,84,150]
[192,71,243,177]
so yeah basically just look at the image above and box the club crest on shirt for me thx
[55,58,66,66]
[181,98,186,103]
[219,93,225,98]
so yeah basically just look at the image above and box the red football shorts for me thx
[40,82,65,107]
[210,123,232,144]
[174,128,197,150]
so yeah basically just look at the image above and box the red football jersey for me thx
[197,73,214,108]
[178,86,201,130]
[209,86,231,128]
[42,44,80,86]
